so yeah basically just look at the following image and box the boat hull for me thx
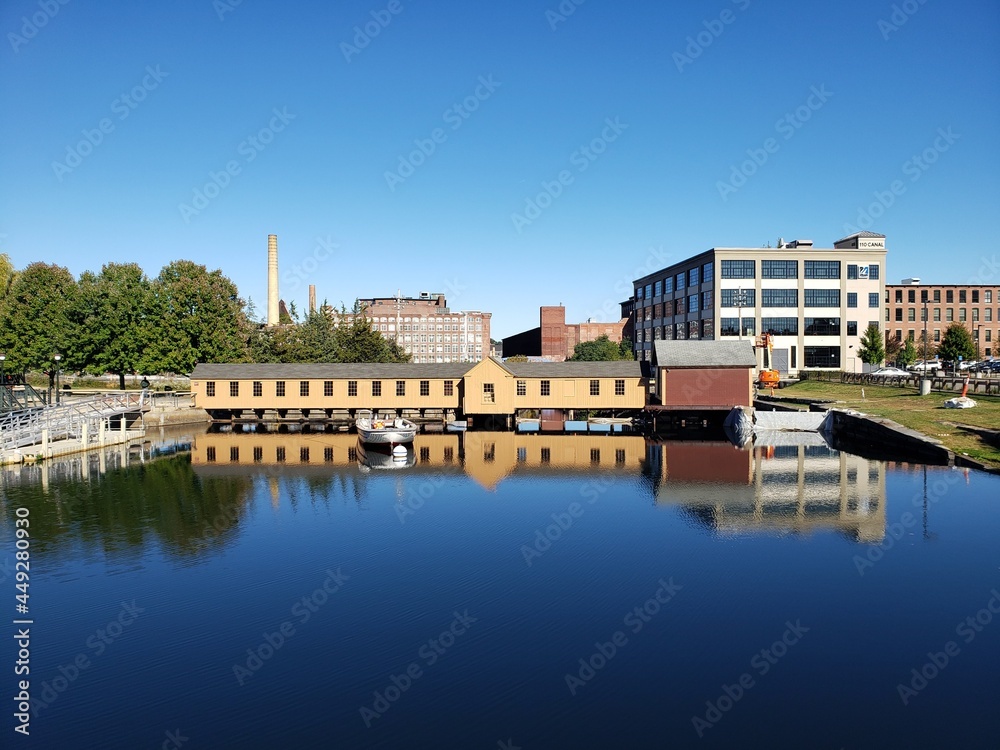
[354,414,417,445]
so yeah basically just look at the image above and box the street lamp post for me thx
[0,352,6,410]
[735,287,748,340]
[922,296,928,366]
[975,324,981,363]
[53,351,62,406]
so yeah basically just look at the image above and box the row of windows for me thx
[637,261,715,299]
[718,318,871,337]
[206,380,457,398]
[894,329,996,343]
[505,379,628,398]
[637,319,716,341]
[721,260,880,280]
[893,289,994,304]
[893,307,997,323]
[204,445,456,464]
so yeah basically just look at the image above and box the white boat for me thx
[354,410,417,445]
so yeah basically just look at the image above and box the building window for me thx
[540,380,551,396]
[253,381,263,397]
[540,448,550,463]
[959,290,967,303]
[483,383,495,403]
[946,290,954,303]
[687,320,699,338]
[986,308,993,322]
[895,290,903,303]
[645,284,652,299]
[702,319,714,338]
[689,267,700,286]
[907,309,915,322]
[420,380,429,396]
[762,260,798,279]
[393,380,404,396]
[300,381,309,397]
[761,289,798,307]
[959,308,967,322]
[908,289,916,303]
[590,379,600,396]
[675,322,686,340]
[206,446,216,462]
[972,290,980,303]
[253,446,263,462]
[275,447,285,462]
[276,381,285,397]
[804,289,840,307]
[348,380,357,397]
[761,317,798,336]
[721,289,755,308]
[663,277,674,294]
[688,294,699,313]
[324,380,333,397]
[804,346,841,368]
[933,329,941,342]
[615,379,625,396]
[720,318,755,337]
[869,293,880,308]
[847,264,859,279]
[805,260,841,279]
[517,380,526,396]
[230,446,239,462]
[721,260,754,279]
[300,447,310,463]
[946,308,953,321]
[847,321,858,336]
[868,264,879,279]
[934,290,941,302]
[804,317,841,336]
[676,271,686,289]
[986,291,993,304]
[654,280,662,297]
[973,308,980,322]
[885,308,890,322]
[206,381,215,397]
[702,290,713,311]
[847,293,857,308]
[702,261,714,280]
[674,298,685,315]
[372,380,382,397]
[229,381,239,397]
[444,380,454,396]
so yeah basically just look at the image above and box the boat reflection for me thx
[356,441,416,471]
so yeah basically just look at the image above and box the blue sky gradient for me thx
[2,0,998,337]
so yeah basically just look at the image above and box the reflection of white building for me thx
[652,440,886,542]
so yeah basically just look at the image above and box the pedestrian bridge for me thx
[0,392,149,457]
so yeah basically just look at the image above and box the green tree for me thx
[332,312,410,363]
[898,339,918,368]
[937,323,975,364]
[145,260,250,373]
[74,263,155,389]
[884,332,902,365]
[0,252,15,303]
[505,354,529,363]
[0,262,78,373]
[857,324,885,367]
[618,337,634,360]
[569,334,630,361]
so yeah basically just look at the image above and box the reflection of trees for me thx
[0,455,253,560]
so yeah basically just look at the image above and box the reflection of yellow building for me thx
[190,430,646,491]
[652,441,886,542]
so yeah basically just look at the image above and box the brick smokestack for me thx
[309,284,316,314]
[267,234,279,326]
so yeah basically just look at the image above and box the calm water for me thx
[2,426,999,749]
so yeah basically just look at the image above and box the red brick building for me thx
[885,280,999,359]
[503,305,628,361]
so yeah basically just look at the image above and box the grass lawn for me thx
[773,380,1000,468]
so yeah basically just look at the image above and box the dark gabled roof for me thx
[651,340,756,368]
[504,360,643,377]
[834,231,886,241]
[190,363,475,380]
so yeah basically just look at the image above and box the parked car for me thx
[871,367,909,377]
[908,360,942,372]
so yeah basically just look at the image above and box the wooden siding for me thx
[658,368,753,409]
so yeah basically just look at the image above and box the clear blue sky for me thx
[2,0,998,338]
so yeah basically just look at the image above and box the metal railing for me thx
[0,391,148,454]
[0,383,49,412]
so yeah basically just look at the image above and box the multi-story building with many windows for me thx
[885,280,1000,359]
[630,232,888,375]
[337,292,491,364]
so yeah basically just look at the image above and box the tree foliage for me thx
[74,263,155,388]
[937,323,975,363]
[569,334,633,361]
[898,339,918,368]
[249,308,410,364]
[0,262,78,373]
[857,324,885,366]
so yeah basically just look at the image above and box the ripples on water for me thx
[1,426,998,749]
